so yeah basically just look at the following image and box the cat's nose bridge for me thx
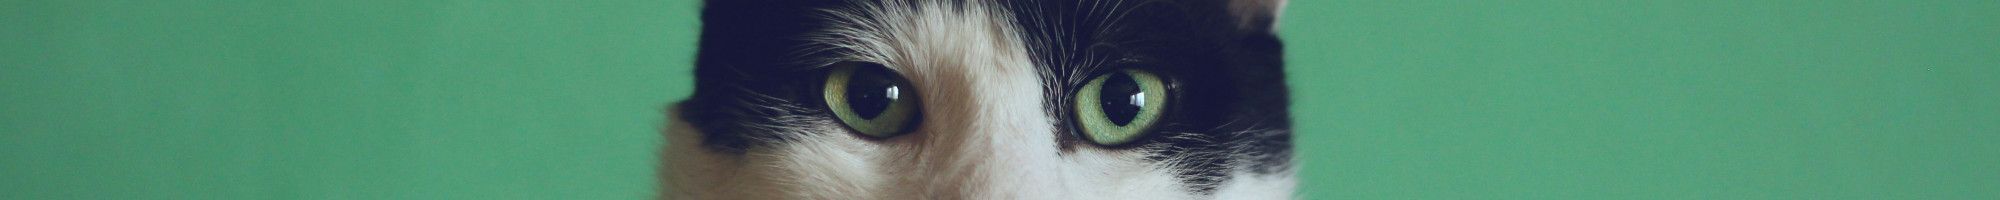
[900,49,1069,198]
[903,40,1051,153]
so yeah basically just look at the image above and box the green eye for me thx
[824,62,921,138]
[1075,69,1169,146]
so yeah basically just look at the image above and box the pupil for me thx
[846,66,900,119]
[1099,72,1143,126]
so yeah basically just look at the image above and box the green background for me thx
[3,0,1995,199]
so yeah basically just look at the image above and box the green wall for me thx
[3,0,1995,199]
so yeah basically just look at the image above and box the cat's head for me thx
[664,0,1292,199]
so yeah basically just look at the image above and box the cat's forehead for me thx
[701,0,1281,89]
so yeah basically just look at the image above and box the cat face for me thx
[664,0,1292,199]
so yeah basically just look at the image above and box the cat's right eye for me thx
[823,62,922,138]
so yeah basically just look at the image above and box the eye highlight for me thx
[1075,69,1169,146]
[823,62,921,138]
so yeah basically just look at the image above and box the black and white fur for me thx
[664,0,1292,199]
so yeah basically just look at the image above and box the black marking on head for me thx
[683,0,853,153]
[1007,0,1293,194]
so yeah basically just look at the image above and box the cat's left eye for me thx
[1074,69,1170,146]
[823,62,921,138]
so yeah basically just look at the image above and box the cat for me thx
[663,0,1293,199]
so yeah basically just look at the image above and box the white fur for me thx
[1230,0,1287,31]
[665,1,1293,199]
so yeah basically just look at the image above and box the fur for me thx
[666,0,1293,199]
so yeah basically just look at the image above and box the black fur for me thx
[680,0,849,153]
[1006,0,1291,194]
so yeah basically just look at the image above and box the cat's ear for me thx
[1228,0,1287,33]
